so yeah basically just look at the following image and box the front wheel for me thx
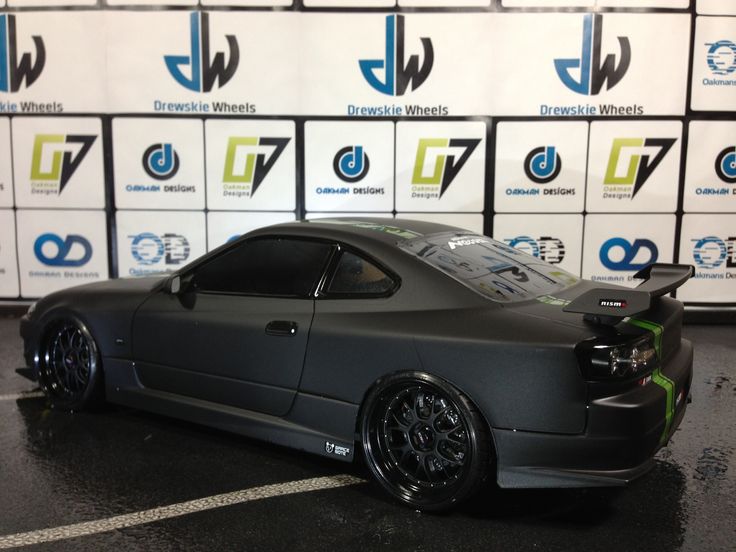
[38,318,104,411]
[361,372,492,511]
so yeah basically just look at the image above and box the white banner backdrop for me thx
[684,120,736,212]
[15,208,108,297]
[586,120,683,213]
[678,213,736,302]
[0,209,19,298]
[12,116,105,209]
[0,117,11,207]
[691,16,736,112]
[115,210,207,277]
[0,12,106,112]
[494,121,588,213]
[305,121,394,213]
[582,213,676,288]
[113,118,206,210]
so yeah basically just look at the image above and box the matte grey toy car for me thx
[20,218,694,511]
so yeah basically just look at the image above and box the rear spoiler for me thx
[562,263,694,324]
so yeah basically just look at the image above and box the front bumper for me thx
[494,338,693,488]
[19,313,39,376]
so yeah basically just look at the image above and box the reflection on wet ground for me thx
[0,315,733,551]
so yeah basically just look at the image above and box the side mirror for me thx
[165,275,181,295]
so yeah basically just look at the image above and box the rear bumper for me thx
[494,338,693,488]
[19,314,39,376]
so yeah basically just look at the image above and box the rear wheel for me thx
[361,372,491,511]
[38,319,104,411]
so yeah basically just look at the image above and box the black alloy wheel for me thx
[361,372,491,511]
[39,319,104,411]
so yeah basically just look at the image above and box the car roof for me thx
[248,217,472,247]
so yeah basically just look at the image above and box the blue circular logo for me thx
[333,145,370,183]
[692,236,727,269]
[523,146,561,184]
[142,143,180,180]
[706,40,736,76]
[715,146,736,184]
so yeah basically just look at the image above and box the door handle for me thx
[265,320,298,337]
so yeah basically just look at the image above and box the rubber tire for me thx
[38,318,105,412]
[361,371,492,512]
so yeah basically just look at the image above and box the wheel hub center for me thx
[410,423,435,452]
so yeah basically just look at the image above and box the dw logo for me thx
[0,14,45,93]
[359,14,434,97]
[604,138,676,198]
[412,138,480,198]
[30,135,97,194]
[142,143,180,181]
[34,234,92,267]
[600,237,658,271]
[554,13,630,96]
[164,12,239,93]
[715,146,736,184]
[222,137,290,196]
[523,146,561,184]
[333,146,370,183]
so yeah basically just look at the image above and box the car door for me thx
[132,236,334,417]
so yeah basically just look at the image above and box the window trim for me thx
[316,245,401,300]
[184,235,338,300]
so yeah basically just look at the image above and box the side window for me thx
[193,238,332,298]
[326,251,395,296]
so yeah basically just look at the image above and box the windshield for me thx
[400,232,579,303]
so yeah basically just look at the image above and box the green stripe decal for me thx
[626,318,674,445]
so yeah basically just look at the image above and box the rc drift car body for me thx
[20,218,694,510]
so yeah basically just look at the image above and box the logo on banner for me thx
[715,146,736,184]
[505,235,565,265]
[600,237,658,271]
[411,138,480,199]
[702,40,736,88]
[30,134,97,195]
[34,233,92,267]
[334,146,370,183]
[554,13,630,96]
[691,236,734,269]
[222,137,290,198]
[359,14,433,97]
[129,232,190,273]
[142,143,180,180]
[523,146,562,184]
[0,14,45,94]
[603,138,676,199]
[164,12,239,93]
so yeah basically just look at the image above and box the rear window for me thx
[400,232,579,303]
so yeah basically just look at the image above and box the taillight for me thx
[576,334,658,382]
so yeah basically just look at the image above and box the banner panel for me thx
[12,116,105,209]
[205,119,296,211]
[582,213,676,287]
[305,121,394,213]
[494,121,587,213]
[106,11,299,115]
[0,209,19,298]
[395,120,486,212]
[678,213,736,302]
[586,120,682,213]
[301,13,495,116]
[16,209,108,297]
[486,13,690,117]
[0,117,12,207]
[115,210,206,277]
[0,12,106,113]
[696,0,736,16]
[684,120,736,213]
[492,213,584,276]
[112,118,205,210]
[691,16,736,112]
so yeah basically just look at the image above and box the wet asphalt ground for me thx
[0,313,734,552]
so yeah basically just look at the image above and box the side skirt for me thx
[103,358,359,463]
